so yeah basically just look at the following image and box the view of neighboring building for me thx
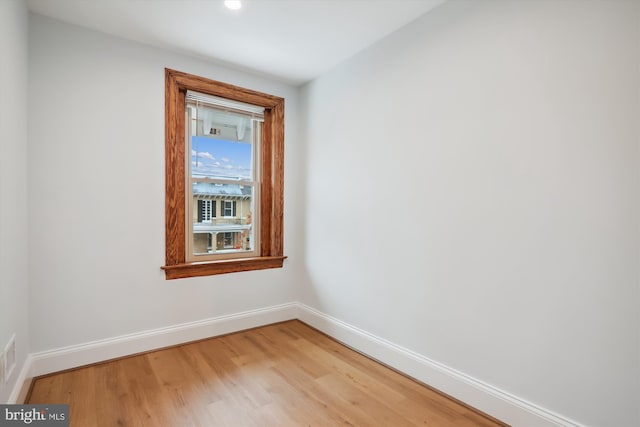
[186,98,258,257]
[192,182,253,254]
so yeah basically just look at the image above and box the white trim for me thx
[296,303,584,427]
[26,303,297,379]
[8,301,584,426]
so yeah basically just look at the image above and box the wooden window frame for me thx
[162,69,285,279]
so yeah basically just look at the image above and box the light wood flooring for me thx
[27,320,507,426]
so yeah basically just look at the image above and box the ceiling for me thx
[26,0,446,85]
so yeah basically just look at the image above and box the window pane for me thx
[192,185,255,255]
[186,99,260,260]
[189,104,254,180]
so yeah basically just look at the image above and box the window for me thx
[162,69,286,279]
[186,93,258,261]
[198,200,214,222]
[222,200,236,217]
[223,232,234,248]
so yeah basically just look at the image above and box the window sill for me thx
[161,256,287,279]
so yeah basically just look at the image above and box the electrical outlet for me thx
[4,334,16,384]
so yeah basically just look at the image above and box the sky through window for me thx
[191,136,252,180]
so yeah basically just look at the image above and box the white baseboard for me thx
[9,301,583,427]
[296,303,583,427]
[9,302,298,402]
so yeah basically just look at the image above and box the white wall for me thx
[27,15,304,352]
[301,1,640,426]
[17,2,640,424]
[0,0,30,403]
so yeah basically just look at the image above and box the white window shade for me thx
[186,90,264,119]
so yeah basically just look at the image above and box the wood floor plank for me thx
[27,320,507,427]
[290,333,407,404]
[285,321,497,425]
[269,358,369,426]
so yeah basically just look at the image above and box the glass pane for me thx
[189,103,254,180]
[186,100,260,259]
[192,185,255,255]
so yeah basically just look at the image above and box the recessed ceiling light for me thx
[224,0,242,10]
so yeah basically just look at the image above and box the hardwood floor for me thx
[27,321,507,427]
